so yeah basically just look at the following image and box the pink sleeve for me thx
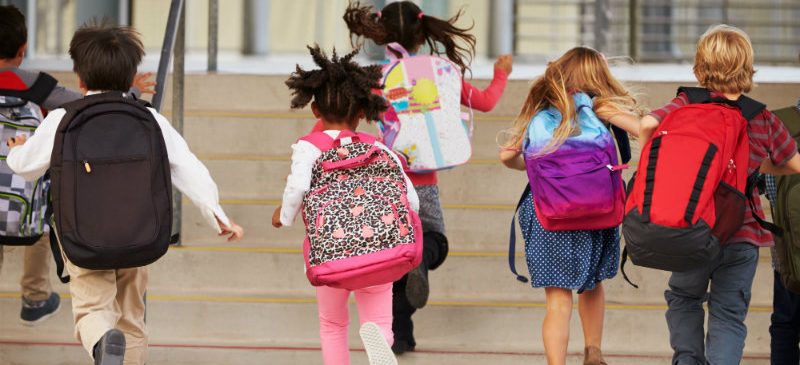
[460,67,509,112]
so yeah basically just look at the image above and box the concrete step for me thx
[0,296,773,357]
[203,159,531,205]
[0,342,772,365]
[180,202,520,252]
[0,244,778,307]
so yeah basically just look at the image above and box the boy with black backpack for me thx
[628,25,800,364]
[0,5,153,327]
[6,23,243,365]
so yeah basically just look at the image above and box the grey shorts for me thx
[415,185,445,235]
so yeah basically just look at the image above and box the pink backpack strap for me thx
[299,132,336,151]
[386,43,410,61]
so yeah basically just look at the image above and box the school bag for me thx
[769,105,800,293]
[49,92,172,270]
[621,87,777,283]
[0,96,50,245]
[300,130,422,290]
[0,72,58,246]
[506,92,627,282]
[377,42,472,173]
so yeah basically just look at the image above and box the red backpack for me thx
[621,87,767,283]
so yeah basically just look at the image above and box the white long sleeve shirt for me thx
[7,91,230,233]
[280,130,419,227]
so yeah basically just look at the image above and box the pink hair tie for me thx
[376,11,382,18]
[417,12,424,19]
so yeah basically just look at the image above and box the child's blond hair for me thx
[693,24,755,94]
[505,47,643,153]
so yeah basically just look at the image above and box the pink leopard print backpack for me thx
[300,130,423,290]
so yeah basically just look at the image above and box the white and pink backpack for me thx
[300,130,422,290]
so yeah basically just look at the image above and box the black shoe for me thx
[391,339,416,355]
[93,329,126,365]
[20,292,61,326]
[405,265,429,309]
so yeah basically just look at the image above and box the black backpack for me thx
[49,92,172,271]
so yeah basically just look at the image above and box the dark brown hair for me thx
[286,45,387,125]
[0,5,27,59]
[344,1,476,73]
[69,22,144,92]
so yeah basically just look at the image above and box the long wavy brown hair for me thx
[343,1,476,73]
[505,47,643,154]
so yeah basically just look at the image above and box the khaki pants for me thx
[0,237,54,302]
[63,254,149,365]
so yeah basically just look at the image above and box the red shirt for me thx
[650,92,798,247]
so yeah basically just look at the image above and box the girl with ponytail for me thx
[341,0,513,355]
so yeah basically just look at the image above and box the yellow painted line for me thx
[182,110,516,123]
[210,199,515,210]
[0,292,772,312]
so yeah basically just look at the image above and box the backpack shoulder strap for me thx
[508,185,531,284]
[677,87,711,104]
[299,132,336,151]
[735,95,767,122]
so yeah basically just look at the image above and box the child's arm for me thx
[595,106,641,138]
[6,109,63,180]
[639,115,660,142]
[275,141,320,227]
[41,72,155,110]
[461,55,512,112]
[761,155,800,176]
[149,109,242,240]
[499,148,526,171]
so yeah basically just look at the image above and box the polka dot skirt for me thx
[518,189,620,291]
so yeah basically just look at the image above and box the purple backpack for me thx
[300,131,423,290]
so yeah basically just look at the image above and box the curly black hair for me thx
[286,45,387,125]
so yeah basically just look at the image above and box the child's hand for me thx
[6,135,27,148]
[272,206,283,228]
[495,54,513,75]
[133,72,157,95]
[218,218,244,242]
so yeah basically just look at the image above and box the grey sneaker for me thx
[93,329,126,365]
[405,265,429,309]
[359,322,397,365]
[20,292,61,326]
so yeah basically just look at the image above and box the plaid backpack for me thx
[0,95,49,245]
[300,131,422,290]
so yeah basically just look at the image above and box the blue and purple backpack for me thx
[507,92,627,282]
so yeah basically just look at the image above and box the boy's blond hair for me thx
[693,24,755,94]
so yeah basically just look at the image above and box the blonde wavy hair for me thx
[504,47,642,154]
[693,24,755,94]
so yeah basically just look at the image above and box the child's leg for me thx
[577,282,605,349]
[543,287,573,365]
[114,267,149,365]
[664,264,712,365]
[20,237,53,302]
[316,285,352,365]
[354,283,394,345]
[770,270,800,364]
[706,243,758,364]
[64,259,121,359]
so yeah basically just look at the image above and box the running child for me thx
[272,45,419,365]
[342,1,512,354]
[499,46,642,365]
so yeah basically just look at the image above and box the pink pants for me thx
[316,283,394,365]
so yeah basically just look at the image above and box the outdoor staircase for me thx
[1,71,798,364]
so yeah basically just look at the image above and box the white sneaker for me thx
[359,322,398,365]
